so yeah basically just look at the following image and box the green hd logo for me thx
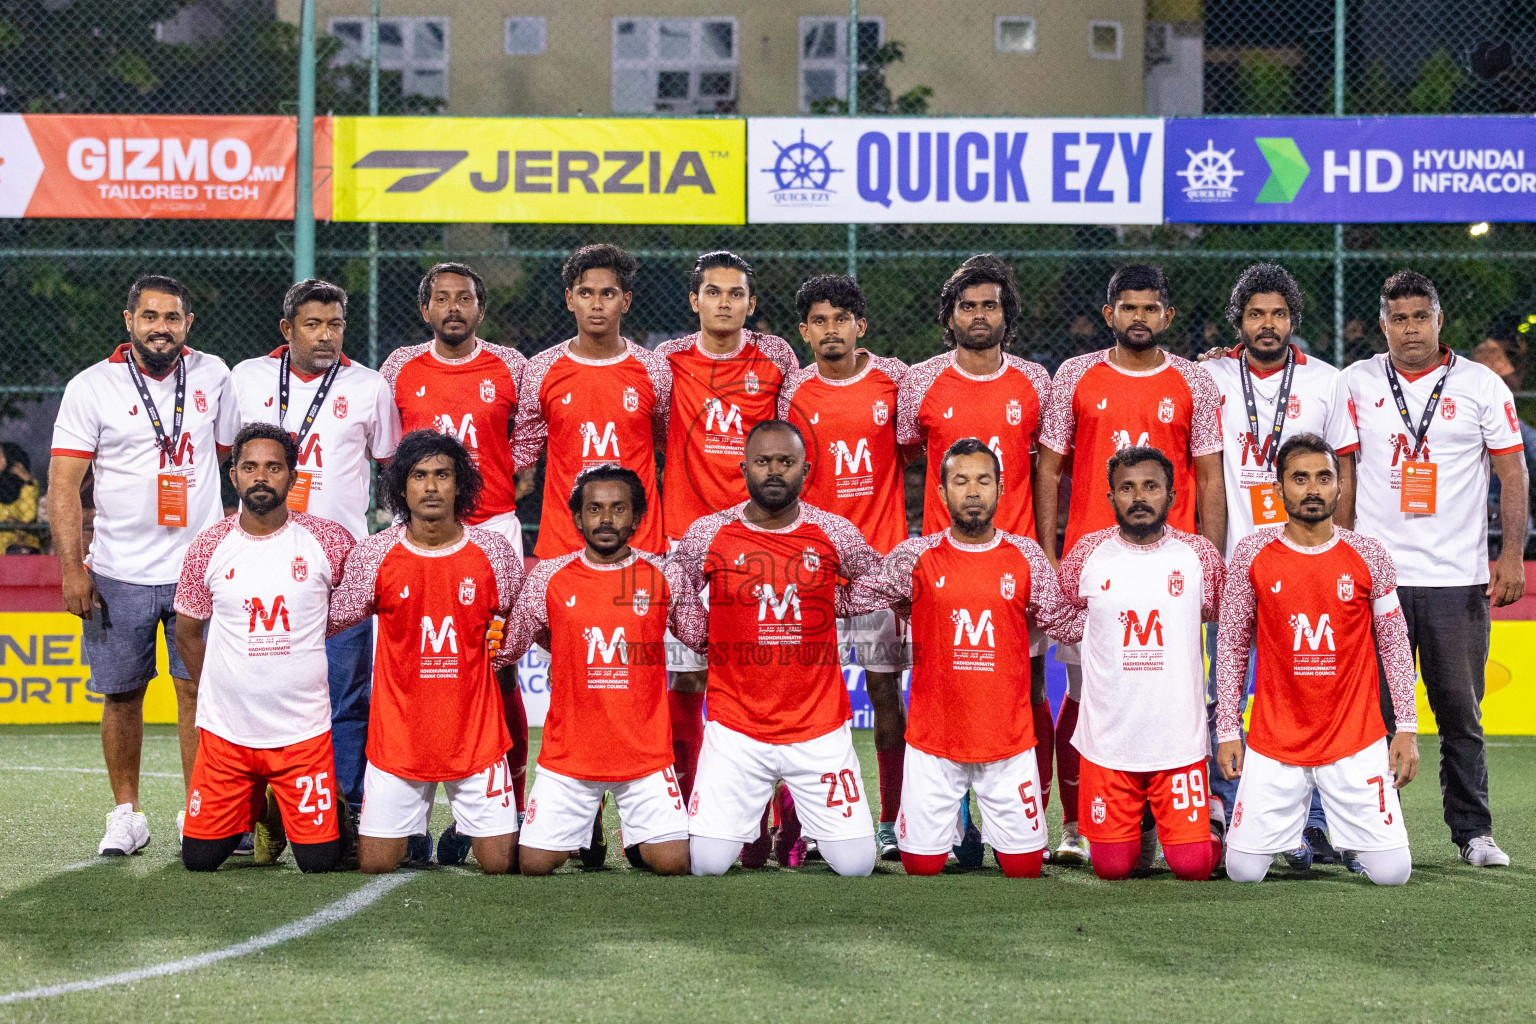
[1254,137,1310,203]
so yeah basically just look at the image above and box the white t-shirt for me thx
[51,345,239,585]
[173,512,354,748]
[1207,345,1360,558]
[230,348,402,540]
[1056,526,1223,772]
[1342,350,1523,587]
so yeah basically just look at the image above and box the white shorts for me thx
[1054,639,1080,666]
[838,609,910,673]
[521,765,689,851]
[1227,739,1409,855]
[688,721,874,843]
[477,510,525,559]
[897,744,1048,856]
[359,759,521,839]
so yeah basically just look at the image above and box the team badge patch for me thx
[872,399,889,426]
[291,556,308,582]
[897,813,906,839]
[1441,397,1456,420]
[1000,572,1016,600]
[1158,396,1175,424]
[524,798,537,824]
[802,548,820,573]
[1287,395,1301,419]
[193,390,208,413]
[623,386,640,412]
[333,395,348,419]
[744,371,760,395]
[1337,573,1355,601]
[479,378,495,403]
[1167,569,1184,597]
[689,792,700,816]
[1004,399,1021,426]
[189,790,202,817]
[632,588,650,616]
[458,577,477,605]
[1091,796,1107,825]
[1232,801,1243,827]
[1507,401,1521,432]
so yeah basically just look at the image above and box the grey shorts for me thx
[83,572,190,695]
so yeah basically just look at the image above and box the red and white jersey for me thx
[506,550,706,782]
[380,339,526,525]
[51,344,239,585]
[849,530,1075,763]
[1342,350,1523,587]
[1039,349,1222,555]
[897,351,1051,538]
[230,348,402,540]
[1054,527,1222,772]
[779,352,909,555]
[656,331,797,539]
[174,513,352,748]
[1217,527,1418,767]
[674,502,880,744]
[1206,345,1359,559]
[329,524,523,782]
[514,339,671,558]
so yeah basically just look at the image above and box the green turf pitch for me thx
[1,727,1534,1023]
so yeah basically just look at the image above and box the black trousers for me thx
[1380,584,1493,847]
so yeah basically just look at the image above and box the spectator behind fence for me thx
[0,441,42,553]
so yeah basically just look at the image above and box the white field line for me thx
[0,873,412,1005]
[57,857,114,872]
[0,766,181,778]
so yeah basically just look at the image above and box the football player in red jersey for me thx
[330,431,524,875]
[1217,434,1418,885]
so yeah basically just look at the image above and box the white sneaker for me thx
[99,803,150,856]
[176,810,185,848]
[1054,825,1090,865]
[1459,836,1511,867]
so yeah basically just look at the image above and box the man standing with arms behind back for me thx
[50,274,239,855]
[1342,269,1527,867]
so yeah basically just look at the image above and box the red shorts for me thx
[185,729,340,844]
[1078,756,1210,847]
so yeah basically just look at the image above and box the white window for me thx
[504,16,546,56]
[611,17,738,114]
[798,16,884,112]
[995,16,1036,54]
[328,16,450,98]
[1088,19,1122,60]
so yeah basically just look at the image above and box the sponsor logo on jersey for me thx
[1111,429,1151,451]
[1005,398,1022,426]
[950,608,995,648]
[830,437,872,475]
[1167,569,1184,597]
[436,412,478,448]
[581,420,621,458]
[1337,574,1355,601]
[298,434,323,467]
[158,432,196,470]
[189,789,202,817]
[872,399,889,426]
[1289,612,1334,651]
[244,595,290,633]
[1388,433,1430,467]
[704,397,743,434]
[755,583,801,622]
[1441,397,1456,420]
[1119,608,1164,647]
[291,556,308,582]
[458,577,476,605]
[623,386,639,412]
[420,615,458,653]
[802,547,820,573]
[1000,572,1016,600]
[1091,795,1106,825]
[744,371,760,395]
[632,588,650,616]
[1286,395,1301,419]
[479,378,495,403]
[585,625,628,664]
[194,389,208,413]
[1157,396,1175,424]
[333,395,348,419]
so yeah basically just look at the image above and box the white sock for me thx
[817,836,876,877]
[1355,847,1412,886]
[688,836,741,876]
[1224,849,1272,882]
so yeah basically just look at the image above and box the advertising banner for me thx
[0,114,331,220]
[331,117,745,224]
[1165,116,1536,223]
[748,117,1163,224]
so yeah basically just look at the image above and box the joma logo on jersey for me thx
[703,398,743,435]
[830,438,872,475]
[420,615,458,653]
[435,413,478,448]
[872,399,889,426]
[243,595,290,633]
[1289,612,1335,652]
[950,608,995,648]
[755,583,800,622]
[1005,399,1022,426]
[298,434,323,467]
[581,421,621,458]
[157,432,195,469]
[1119,609,1164,647]
[1111,430,1151,451]
[584,626,628,665]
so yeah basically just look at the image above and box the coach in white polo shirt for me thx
[50,274,239,857]
[230,279,401,814]
[1344,269,1528,868]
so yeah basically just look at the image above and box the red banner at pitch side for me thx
[0,114,331,219]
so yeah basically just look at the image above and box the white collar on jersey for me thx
[1100,347,1173,378]
[814,351,875,387]
[737,506,804,535]
[693,333,747,360]
[399,528,470,557]
[1112,530,1173,552]
[563,339,634,367]
[235,518,292,542]
[580,549,640,571]
[1278,530,1340,556]
[428,339,483,365]
[945,529,1001,552]
[948,350,1010,383]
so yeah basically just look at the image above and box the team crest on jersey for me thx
[1337,573,1355,601]
[1441,397,1456,420]
[333,395,348,419]
[458,577,476,605]
[1287,395,1301,419]
[478,378,495,403]
[1158,396,1175,423]
[1167,569,1184,597]
[1000,572,1016,600]
[802,548,820,573]
[189,789,202,817]
[632,588,651,616]
[194,389,208,413]
[1091,796,1106,825]
[872,399,889,426]
[1005,399,1022,426]
[623,386,640,412]
[744,371,760,395]
[291,556,308,582]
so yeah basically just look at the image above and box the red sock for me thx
[1055,696,1081,825]
[1031,700,1055,810]
[876,747,904,823]
[504,684,529,815]
[995,850,1044,878]
[668,690,705,801]
[901,852,947,876]
[1163,840,1214,881]
[1091,839,1140,880]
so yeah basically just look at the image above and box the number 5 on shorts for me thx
[1018,780,1040,830]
